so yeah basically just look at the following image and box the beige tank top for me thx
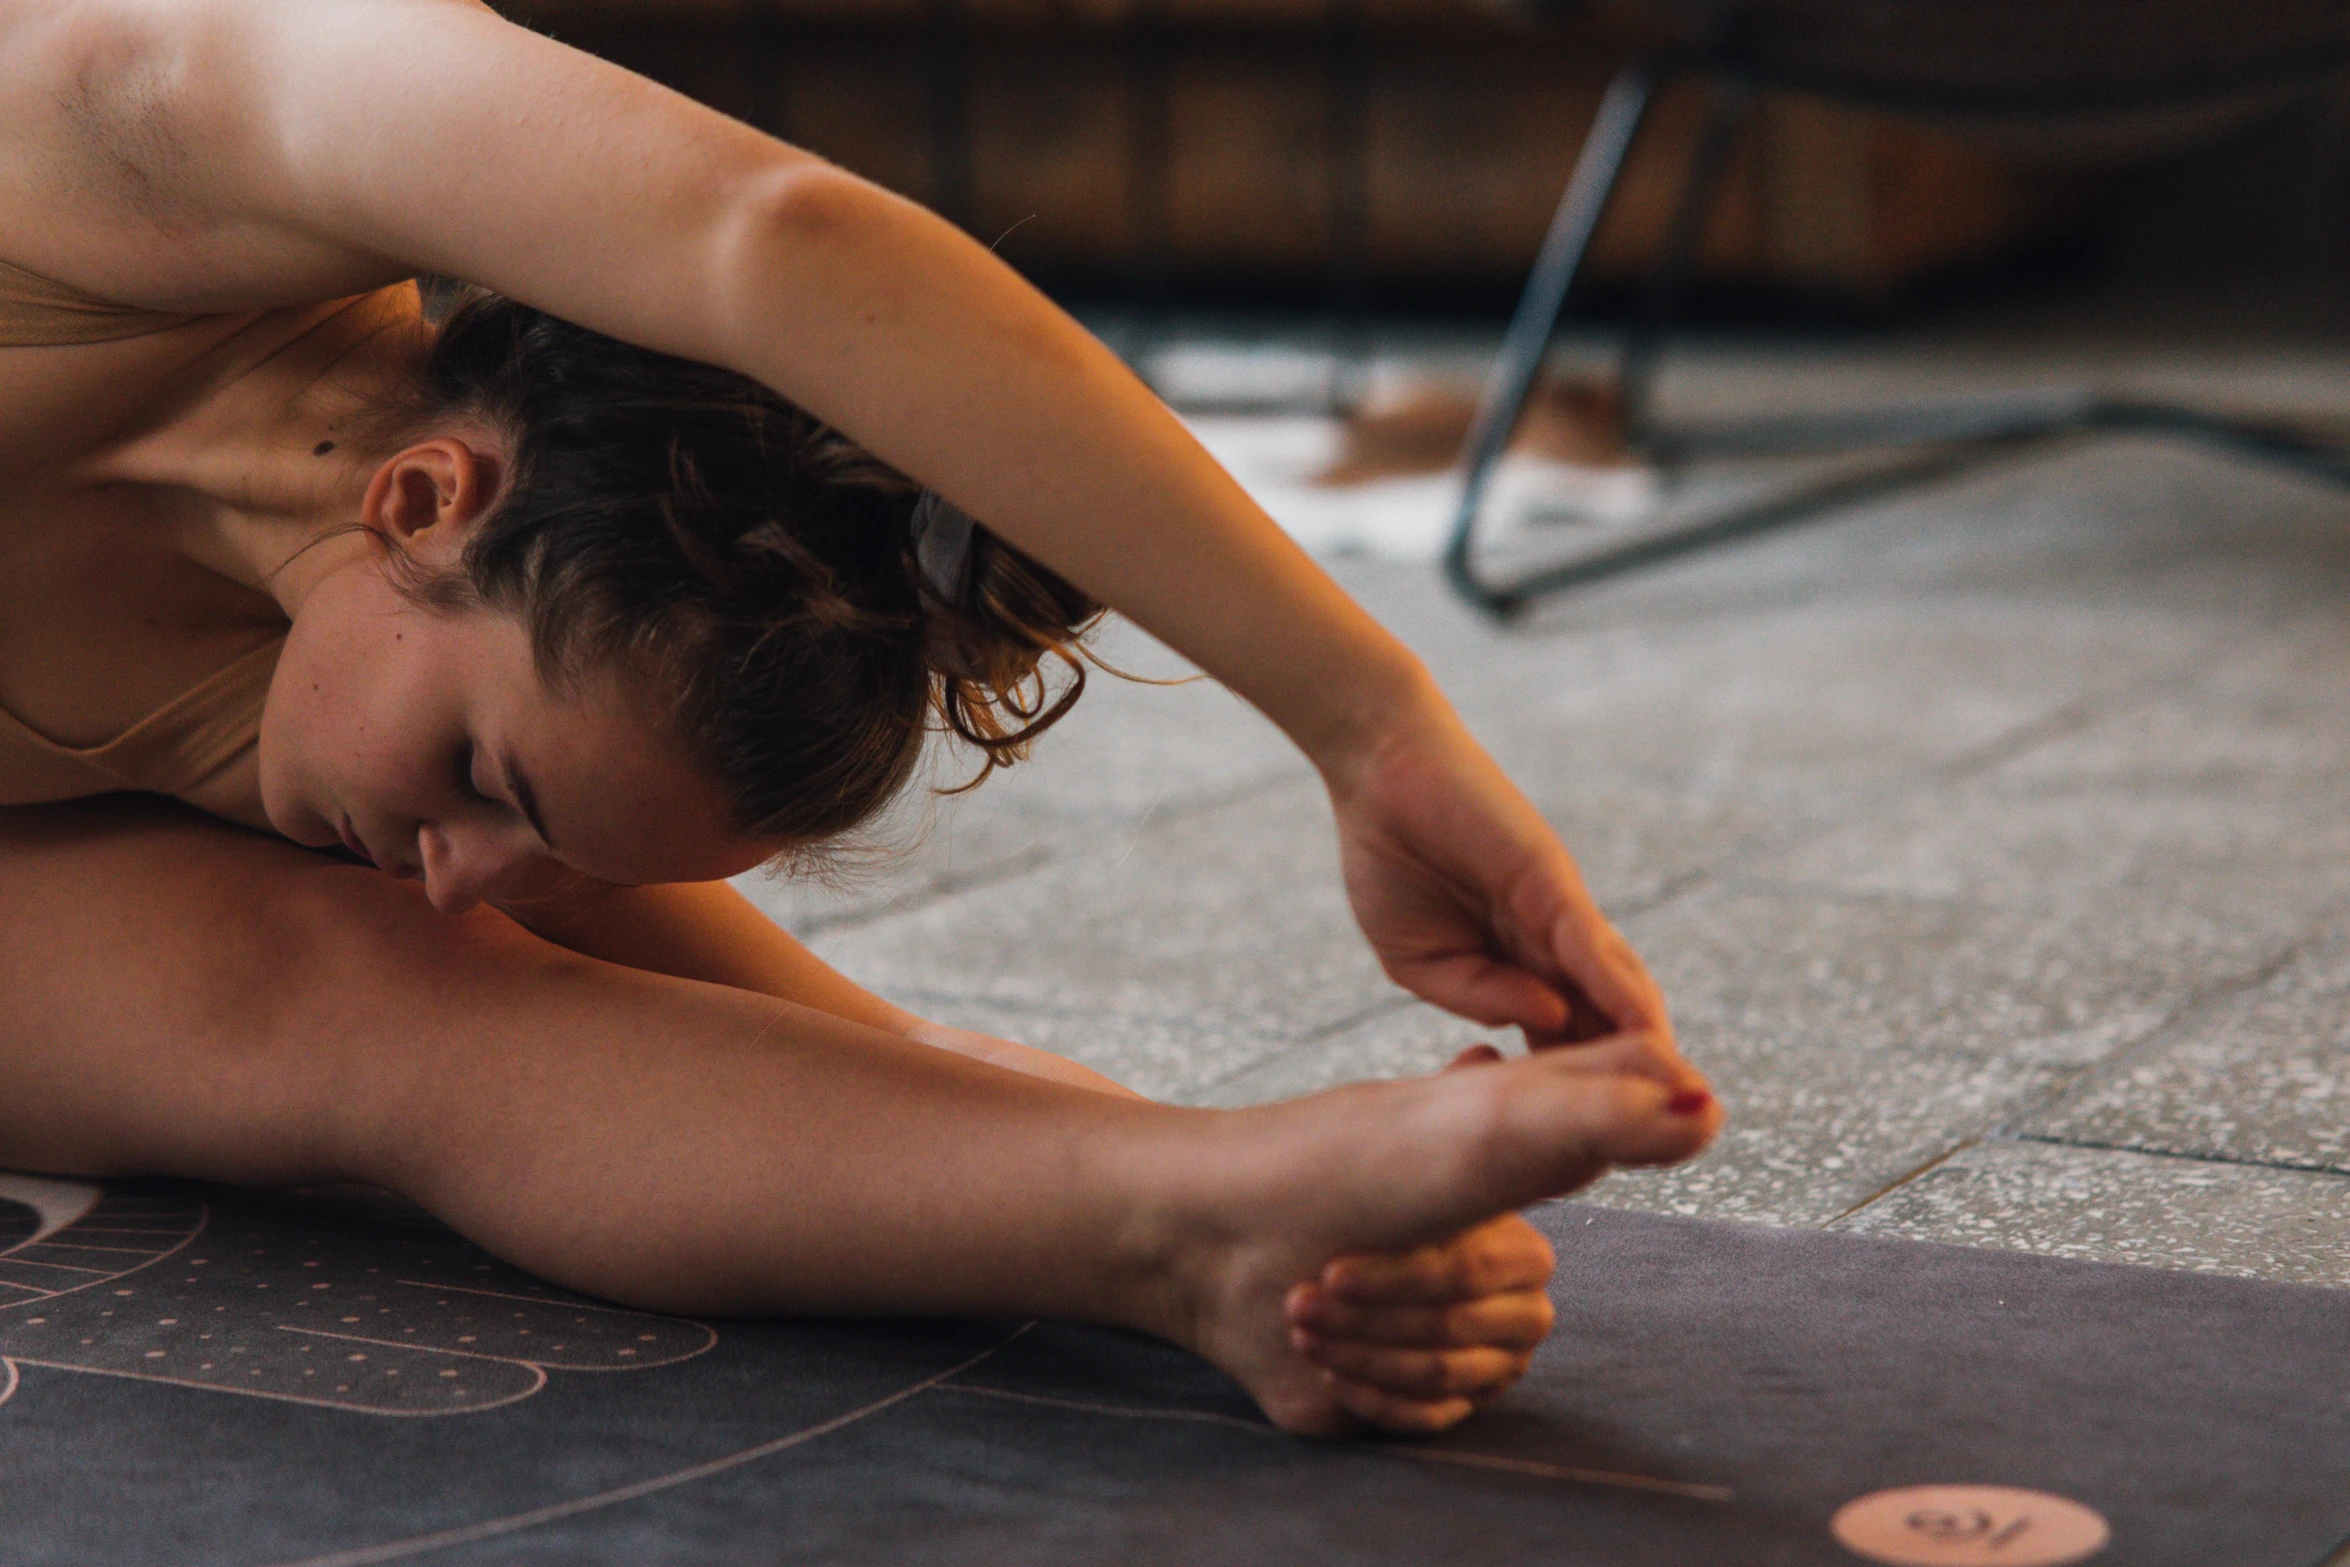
[1,258,285,811]
[0,257,208,346]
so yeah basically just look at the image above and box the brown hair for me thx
[379,288,1103,848]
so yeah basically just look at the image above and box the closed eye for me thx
[457,742,493,804]
[460,742,549,848]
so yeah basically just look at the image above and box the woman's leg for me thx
[0,798,1713,1434]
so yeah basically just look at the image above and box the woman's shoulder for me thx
[6,0,790,390]
[0,0,442,319]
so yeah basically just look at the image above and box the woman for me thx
[0,0,1719,1438]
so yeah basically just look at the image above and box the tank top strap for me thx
[0,257,208,346]
[0,637,284,802]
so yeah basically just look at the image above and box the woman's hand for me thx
[1323,701,1680,1061]
[1281,1211,1557,1433]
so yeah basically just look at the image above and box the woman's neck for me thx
[86,283,435,621]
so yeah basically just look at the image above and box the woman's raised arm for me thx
[11,1,1392,744]
[12,0,1675,1051]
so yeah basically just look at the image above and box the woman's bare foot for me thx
[1137,1035,1717,1436]
[1274,1042,1556,1428]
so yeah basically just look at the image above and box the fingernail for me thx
[1667,1088,1712,1116]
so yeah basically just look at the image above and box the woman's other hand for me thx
[1323,701,1679,1061]
[1280,1211,1556,1433]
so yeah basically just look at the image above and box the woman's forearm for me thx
[712,168,1446,778]
[111,3,1438,773]
[503,879,1141,1095]
[502,879,919,1033]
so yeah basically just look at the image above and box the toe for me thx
[1507,1060,1721,1171]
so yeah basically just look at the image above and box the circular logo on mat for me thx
[1832,1486,2109,1567]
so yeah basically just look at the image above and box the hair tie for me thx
[909,490,978,607]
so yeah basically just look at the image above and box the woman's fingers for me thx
[1297,1337,1534,1403]
[1314,1215,1556,1304]
[1516,1027,1702,1089]
[1390,948,1577,1035]
[1539,901,1672,1043]
[1287,1287,1555,1350]
[1282,1217,1555,1431]
[1326,1377,1480,1435]
[1305,1341,1537,1433]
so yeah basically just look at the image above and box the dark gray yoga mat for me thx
[0,1174,2344,1566]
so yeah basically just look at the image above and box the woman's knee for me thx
[6,795,543,967]
[0,797,566,1167]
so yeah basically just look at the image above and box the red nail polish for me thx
[1667,1088,1712,1115]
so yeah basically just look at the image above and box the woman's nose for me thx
[416,821,535,916]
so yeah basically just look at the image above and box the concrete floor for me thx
[737,334,2350,1287]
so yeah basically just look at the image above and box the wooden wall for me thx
[499,0,2097,302]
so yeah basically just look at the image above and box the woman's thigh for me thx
[0,795,546,1182]
[0,796,1165,1317]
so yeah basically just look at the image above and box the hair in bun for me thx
[371,287,1105,849]
[906,491,1101,789]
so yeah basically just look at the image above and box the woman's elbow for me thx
[717,157,918,297]
[740,159,881,246]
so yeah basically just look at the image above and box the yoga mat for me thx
[1,1174,2343,1566]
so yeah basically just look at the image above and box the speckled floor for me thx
[737,324,2350,1290]
[10,321,2348,1567]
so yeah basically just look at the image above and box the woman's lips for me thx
[337,815,377,867]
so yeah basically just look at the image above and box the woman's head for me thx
[261,289,1100,910]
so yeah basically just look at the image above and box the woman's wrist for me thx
[1295,650,1455,801]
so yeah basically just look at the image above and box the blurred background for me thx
[489,0,2350,568]
[495,0,2350,312]
[527,0,2350,1285]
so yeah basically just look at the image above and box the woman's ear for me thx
[361,436,505,567]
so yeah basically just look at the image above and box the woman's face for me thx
[260,558,772,914]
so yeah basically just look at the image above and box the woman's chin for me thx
[281,812,335,851]
[258,782,334,852]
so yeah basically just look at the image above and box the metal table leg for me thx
[1445,64,1657,614]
